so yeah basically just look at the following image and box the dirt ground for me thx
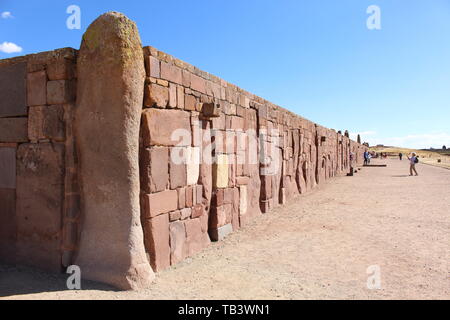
[1,159,449,300]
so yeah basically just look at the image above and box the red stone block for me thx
[177,187,186,209]
[168,83,177,108]
[145,55,160,78]
[185,185,194,207]
[169,210,182,222]
[184,94,197,111]
[191,204,204,218]
[144,83,168,108]
[0,118,28,143]
[27,71,47,106]
[190,74,206,94]
[140,147,169,193]
[160,61,182,84]
[180,208,192,220]
[141,190,178,218]
[143,214,170,272]
[182,70,191,87]
[169,148,187,189]
[28,105,65,142]
[260,175,272,200]
[47,80,75,105]
[195,185,203,204]
[141,109,191,147]
[185,218,202,239]
[170,220,187,265]
[47,59,75,80]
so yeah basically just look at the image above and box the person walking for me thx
[363,150,369,165]
[399,152,403,161]
[407,152,419,176]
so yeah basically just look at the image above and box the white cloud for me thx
[0,42,23,53]
[1,11,13,19]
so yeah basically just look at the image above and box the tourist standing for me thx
[407,152,419,176]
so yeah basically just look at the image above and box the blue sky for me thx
[1,0,449,149]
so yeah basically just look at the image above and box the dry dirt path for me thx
[1,159,449,300]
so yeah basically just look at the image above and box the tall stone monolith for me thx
[74,12,154,289]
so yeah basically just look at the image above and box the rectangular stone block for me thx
[140,147,169,193]
[142,109,191,147]
[160,61,182,84]
[47,80,75,104]
[28,105,65,142]
[213,154,229,188]
[170,148,187,189]
[47,59,75,80]
[0,62,27,117]
[170,220,187,265]
[177,187,186,209]
[186,147,200,185]
[239,185,248,216]
[27,70,47,106]
[141,190,178,218]
[144,83,168,108]
[169,210,181,222]
[168,83,177,108]
[191,204,204,218]
[180,207,192,220]
[176,85,185,109]
[0,147,16,188]
[143,214,170,272]
[190,74,206,94]
[185,185,194,207]
[0,118,28,143]
[16,143,64,271]
[184,94,197,111]
[145,55,160,78]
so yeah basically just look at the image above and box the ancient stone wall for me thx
[0,12,366,289]
[0,48,79,271]
[139,46,366,272]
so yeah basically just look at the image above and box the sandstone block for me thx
[0,62,27,117]
[0,118,28,143]
[27,70,47,106]
[28,105,65,142]
[192,204,204,218]
[144,83,168,108]
[180,207,192,220]
[16,143,64,271]
[141,190,178,218]
[145,55,160,78]
[143,214,170,272]
[47,59,75,80]
[190,74,206,94]
[160,61,182,84]
[185,185,194,207]
[169,210,182,222]
[239,185,247,215]
[176,85,184,109]
[177,187,186,209]
[213,154,228,188]
[168,83,177,108]
[184,94,197,111]
[170,220,187,265]
[142,108,191,146]
[186,146,200,185]
[47,80,76,104]
[141,147,169,193]
[170,149,187,189]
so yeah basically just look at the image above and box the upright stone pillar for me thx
[74,12,154,289]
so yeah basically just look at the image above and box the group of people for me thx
[363,151,419,176]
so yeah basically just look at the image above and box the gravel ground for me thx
[1,158,449,300]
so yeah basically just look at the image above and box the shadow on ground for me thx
[0,263,117,298]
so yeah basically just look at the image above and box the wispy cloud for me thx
[0,42,23,53]
[1,11,13,19]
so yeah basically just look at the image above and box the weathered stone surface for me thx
[0,118,28,143]
[144,83,168,108]
[0,147,16,188]
[74,12,154,289]
[0,62,27,117]
[170,148,187,189]
[191,204,204,218]
[169,210,181,221]
[28,105,65,142]
[143,214,170,272]
[180,207,192,220]
[186,147,200,185]
[213,154,229,188]
[239,185,247,216]
[169,220,186,265]
[27,70,47,106]
[142,109,191,146]
[145,55,160,78]
[141,190,178,218]
[141,147,169,193]
[190,74,206,94]
[177,187,186,209]
[47,58,76,80]
[0,188,16,262]
[16,143,64,271]
[185,218,210,256]
[160,61,182,84]
[184,94,197,111]
[47,80,76,104]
